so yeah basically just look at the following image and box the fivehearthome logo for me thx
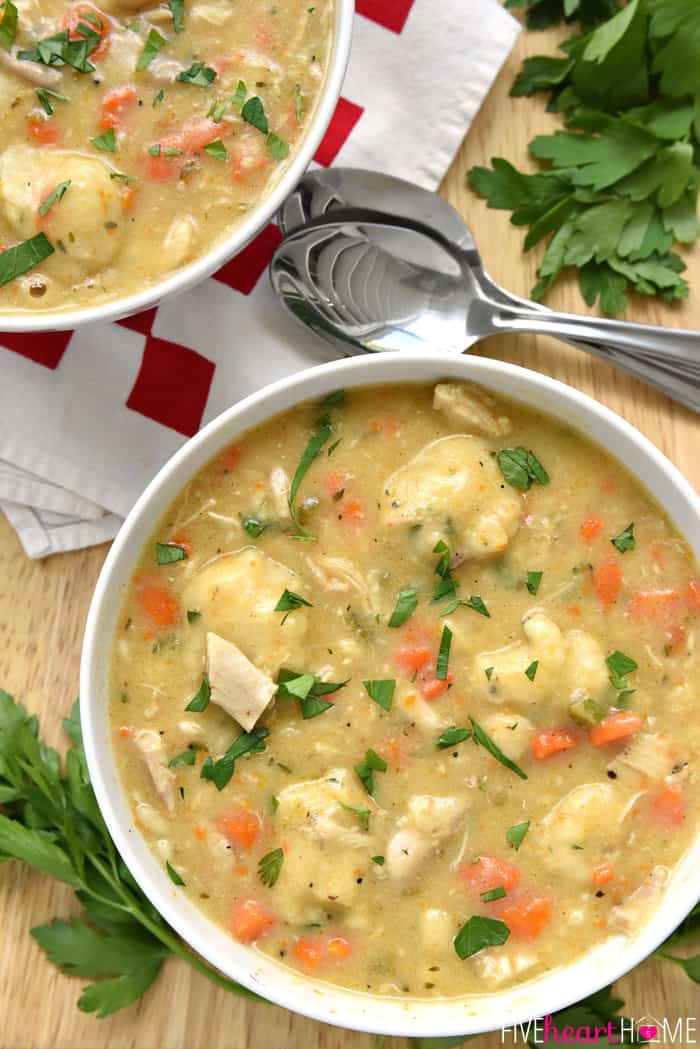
[501,1013,699,1044]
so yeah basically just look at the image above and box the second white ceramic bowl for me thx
[80,353,700,1038]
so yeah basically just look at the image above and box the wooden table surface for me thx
[1,20,699,1049]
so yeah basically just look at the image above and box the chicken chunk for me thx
[0,145,127,281]
[610,866,670,933]
[608,733,681,789]
[537,783,632,884]
[433,382,512,438]
[206,632,276,732]
[473,612,607,711]
[182,548,309,675]
[380,435,521,563]
[386,795,467,888]
[133,729,176,811]
[273,770,374,923]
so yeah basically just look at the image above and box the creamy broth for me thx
[110,382,700,998]
[0,0,333,313]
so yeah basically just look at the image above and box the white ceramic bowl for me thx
[1,1,354,334]
[81,353,700,1039]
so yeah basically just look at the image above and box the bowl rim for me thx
[0,0,355,333]
[80,353,700,1038]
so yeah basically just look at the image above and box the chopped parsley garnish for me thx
[166,862,185,886]
[388,587,418,628]
[371,854,385,866]
[0,0,17,51]
[176,62,216,87]
[436,624,452,680]
[110,172,137,183]
[526,570,543,595]
[481,886,507,903]
[319,389,345,408]
[186,609,201,624]
[156,541,187,564]
[469,716,528,780]
[148,144,162,156]
[437,726,472,749]
[200,727,269,790]
[441,594,491,618]
[266,133,289,161]
[90,128,116,153]
[168,746,198,768]
[497,447,550,491]
[136,28,165,71]
[354,748,387,796]
[184,675,210,713]
[293,83,303,123]
[339,801,371,832]
[611,523,635,553]
[288,412,333,539]
[153,88,165,107]
[454,915,510,960]
[277,667,347,719]
[362,679,395,712]
[18,29,98,73]
[485,666,494,680]
[36,86,68,116]
[525,659,539,682]
[0,233,54,288]
[258,847,284,887]
[274,589,312,624]
[242,514,267,538]
[232,78,247,106]
[506,820,530,850]
[203,139,227,161]
[38,180,71,218]
[431,539,458,603]
[241,95,268,133]
[168,0,185,32]
[606,649,638,697]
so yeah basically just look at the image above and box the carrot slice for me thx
[532,730,578,760]
[420,674,453,700]
[231,899,274,942]
[651,784,685,827]
[28,117,59,145]
[326,935,352,960]
[500,895,552,939]
[592,561,622,608]
[293,938,323,968]
[62,4,110,59]
[629,589,684,622]
[580,516,604,542]
[218,807,260,850]
[138,584,180,629]
[688,579,700,611]
[339,499,365,523]
[100,85,136,129]
[592,862,615,886]
[459,855,520,896]
[324,470,348,495]
[589,711,642,748]
[394,646,432,674]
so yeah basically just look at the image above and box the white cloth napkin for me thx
[0,0,520,559]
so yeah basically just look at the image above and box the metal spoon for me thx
[272,170,700,408]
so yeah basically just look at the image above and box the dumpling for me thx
[380,435,521,563]
[433,382,512,437]
[537,782,634,884]
[182,547,310,675]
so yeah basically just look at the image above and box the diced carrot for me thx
[500,894,552,939]
[688,579,700,611]
[629,589,684,622]
[592,862,615,886]
[566,604,581,617]
[667,626,687,655]
[179,115,222,154]
[293,937,323,968]
[324,470,349,495]
[193,824,208,841]
[62,4,110,59]
[218,807,260,850]
[326,935,352,960]
[589,711,642,748]
[377,734,413,769]
[651,784,685,828]
[168,532,192,558]
[370,416,401,437]
[138,584,180,629]
[233,864,248,877]
[532,730,577,760]
[220,444,242,472]
[459,855,520,896]
[592,560,622,608]
[394,646,432,674]
[339,499,365,523]
[231,899,274,942]
[118,725,131,739]
[28,117,59,145]
[420,674,453,700]
[100,85,137,130]
[580,516,604,543]
[138,587,179,625]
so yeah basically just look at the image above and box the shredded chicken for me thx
[207,632,276,732]
[133,729,176,811]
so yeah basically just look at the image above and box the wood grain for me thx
[1,21,698,1049]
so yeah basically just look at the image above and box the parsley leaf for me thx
[136,28,165,71]
[525,659,539,681]
[176,61,216,87]
[18,30,97,73]
[606,650,638,698]
[200,727,269,790]
[431,539,459,604]
[288,413,333,539]
[362,679,395,712]
[469,717,528,780]
[274,589,312,624]
[388,587,418,627]
[0,233,54,288]
[277,667,347,719]
[168,746,198,768]
[506,821,530,850]
[354,748,387,796]
[242,515,268,538]
[166,862,185,886]
[498,447,550,490]
[168,0,185,32]
[481,886,507,903]
[258,847,284,887]
[241,95,268,133]
[184,675,210,712]
[611,522,635,552]
[203,139,227,161]
[441,594,491,618]
[266,132,289,161]
[437,726,472,749]
[38,180,71,218]
[436,625,452,680]
[0,0,17,51]
[156,541,187,564]
[90,128,116,153]
[454,915,510,960]
[526,570,543,595]
[36,86,68,115]
[339,801,371,832]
